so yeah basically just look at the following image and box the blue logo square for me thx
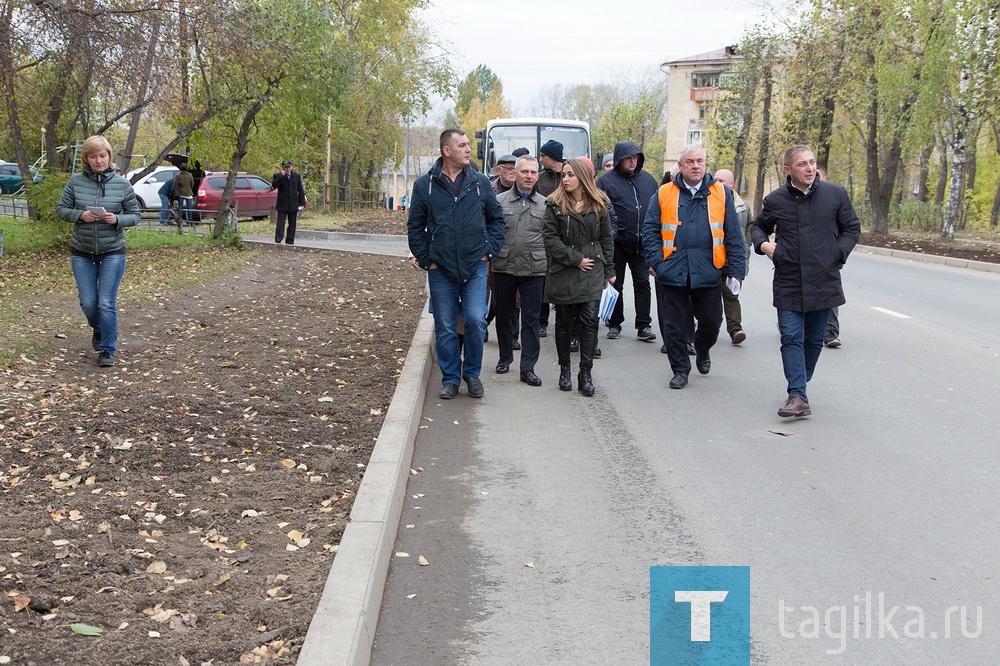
[650,566,750,665]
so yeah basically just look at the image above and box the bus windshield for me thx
[485,124,589,172]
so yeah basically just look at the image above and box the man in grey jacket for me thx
[493,156,547,386]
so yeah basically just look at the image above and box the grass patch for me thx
[0,215,261,368]
[233,208,398,235]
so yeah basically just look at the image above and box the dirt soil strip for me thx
[0,245,426,665]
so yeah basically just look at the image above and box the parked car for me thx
[0,161,42,194]
[195,172,276,220]
[126,166,179,210]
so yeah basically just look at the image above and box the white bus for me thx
[475,118,592,174]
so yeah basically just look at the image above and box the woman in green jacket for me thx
[543,157,615,396]
[57,135,141,367]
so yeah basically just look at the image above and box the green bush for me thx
[27,171,72,225]
[891,199,942,232]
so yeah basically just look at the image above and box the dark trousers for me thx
[722,279,743,337]
[275,210,298,244]
[825,306,840,342]
[610,242,652,330]
[656,282,723,375]
[495,273,544,373]
[655,284,695,344]
[555,301,598,369]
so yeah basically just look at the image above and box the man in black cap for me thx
[490,154,517,195]
[536,140,564,197]
[271,159,307,244]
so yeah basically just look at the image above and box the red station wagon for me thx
[195,172,277,220]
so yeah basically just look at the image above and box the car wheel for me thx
[136,197,148,210]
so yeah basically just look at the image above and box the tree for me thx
[939,0,1000,239]
[456,65,498,117]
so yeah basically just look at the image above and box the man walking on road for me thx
[272,160,307,245]
[642,145,746,390]
[714,168,753,344]
[493,156,547,386]
[751,144,860,417]
[597,141,658,343]
[407,129,505,400]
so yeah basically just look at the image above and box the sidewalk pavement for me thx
[238,231,1000,665]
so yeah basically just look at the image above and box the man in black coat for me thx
[272,159,307,244]
[751,144,861,418]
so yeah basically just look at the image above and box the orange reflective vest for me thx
[657,182,727,269]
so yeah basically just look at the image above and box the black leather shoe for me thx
[438,384,459,400]
[696,352,711,375]
[669,372,688,389]
[660,344,668,354]
[513,340,521,350]
[687,342,696,356]
[570,337,580,352]
[519,370,542,386]
[593,345,602,358]
[538,326,547,337]
[496,359,511,374]
[464,376,484,398]
[92,329,102,352]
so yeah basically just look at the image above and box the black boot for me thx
[578,368,595,397]
[559,364,573,392]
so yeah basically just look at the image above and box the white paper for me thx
[87,206,108,216]
[726,277,741,295]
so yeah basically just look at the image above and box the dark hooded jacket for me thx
[596,142,659,252]
[751,177,861,312]
[407,158,505,284]
[57,166,141,256]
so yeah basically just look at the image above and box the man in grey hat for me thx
[490,154,517,195]
[271,159,307,244]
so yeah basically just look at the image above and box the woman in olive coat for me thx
[542,157,615,396]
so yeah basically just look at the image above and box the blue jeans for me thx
[428,261,489,386]
[178,196,194,222]
[72,253,127,355]
[159,193,172,222]
[777,308,831,402]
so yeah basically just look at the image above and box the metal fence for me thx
[326,184,386,213]
[0,195,29,218]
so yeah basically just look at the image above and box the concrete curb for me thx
[297,306,434,666]
[856,244,1000,274]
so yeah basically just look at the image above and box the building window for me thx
[691,72,721,88]
[698,105,709,120]
[686,130,703,146]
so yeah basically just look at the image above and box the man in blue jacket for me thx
[597,141,658,343]
[642,145,747,389]
[407,129,506,399]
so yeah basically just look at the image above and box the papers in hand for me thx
[726,277,741,295]
[599,282,619,322]
[87,206,108,216]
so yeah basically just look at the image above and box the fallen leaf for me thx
[13,597,30,612]
[524,562,535,568]
[146,560,168,574]
[279,459,296,468]
[395,552,409,558]
[418,555,429,566]
[70,623,104,636]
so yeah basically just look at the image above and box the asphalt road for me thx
[372,250,1000,665]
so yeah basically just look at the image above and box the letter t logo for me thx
[675,590,729,641]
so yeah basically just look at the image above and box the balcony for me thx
[690,87,720,102]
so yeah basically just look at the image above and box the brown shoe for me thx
[778,395,811,417]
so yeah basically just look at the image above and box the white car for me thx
[126,166,179,210]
